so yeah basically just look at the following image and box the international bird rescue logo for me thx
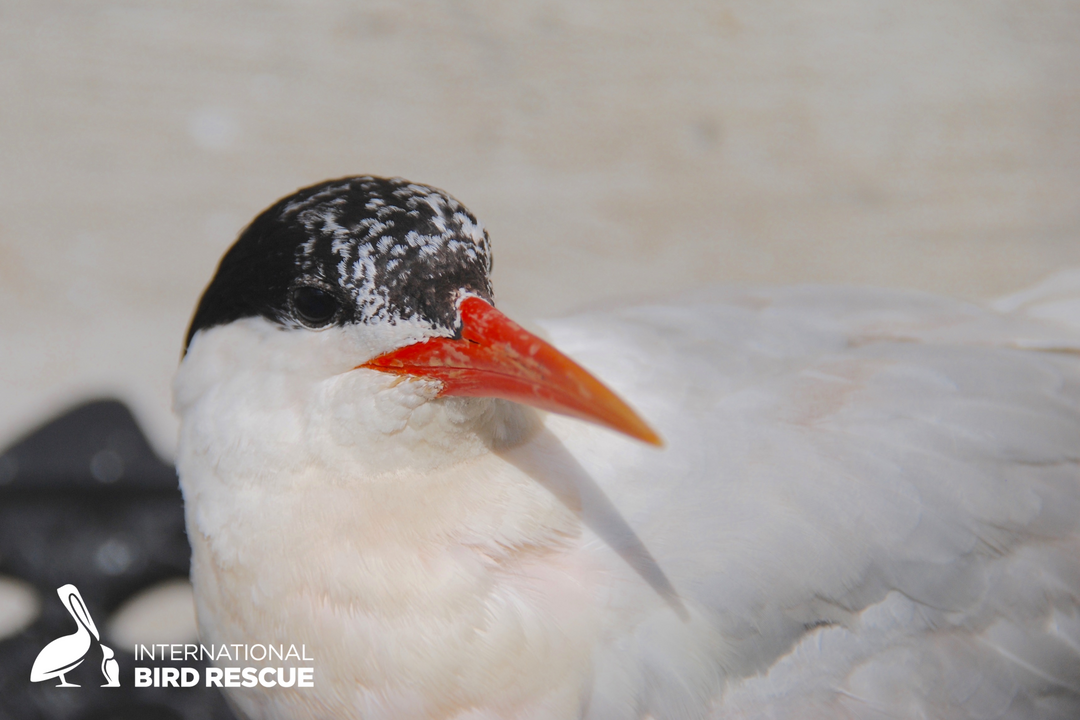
[30,584,121,687]
[29,582,317,689]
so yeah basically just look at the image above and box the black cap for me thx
[185,176,494,351]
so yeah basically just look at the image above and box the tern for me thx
[175,176,1080,719]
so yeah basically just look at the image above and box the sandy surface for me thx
[2,0,1078,455]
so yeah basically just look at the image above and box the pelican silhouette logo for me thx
[30,584,120,687]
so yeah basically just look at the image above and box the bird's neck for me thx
[174,323,602,715]
[175,330,569,556]
[176,392,595,718]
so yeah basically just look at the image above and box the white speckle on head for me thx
[278,177,492,331]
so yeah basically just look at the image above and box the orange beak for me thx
[361,296,662,446]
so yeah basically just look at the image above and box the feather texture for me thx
[538,286,1080,719]
[176,284,1080,720]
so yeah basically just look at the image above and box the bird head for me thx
[177,177,658,476]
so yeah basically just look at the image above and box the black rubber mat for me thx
[0,400,237,720]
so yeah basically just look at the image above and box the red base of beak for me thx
[361,297,662,446]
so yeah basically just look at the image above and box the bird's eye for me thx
[291,286,340,328]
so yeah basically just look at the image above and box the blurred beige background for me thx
[1,0,1078,457]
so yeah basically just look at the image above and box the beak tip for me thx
[631,424,665,448]
[607,410,664,448]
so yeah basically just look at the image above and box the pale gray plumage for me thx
[537,285,1080,719]
[175,179,1080,719]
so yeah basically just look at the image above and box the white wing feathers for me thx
[541,286,1080,719]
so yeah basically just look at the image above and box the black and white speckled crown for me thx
[185,176,494,350]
